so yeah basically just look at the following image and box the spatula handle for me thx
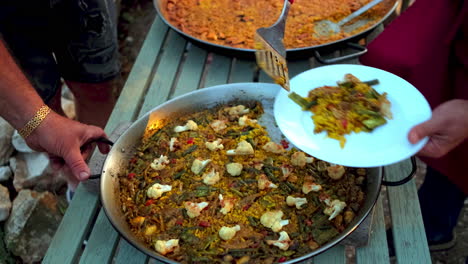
[338,0,383,26]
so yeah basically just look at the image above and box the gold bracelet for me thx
[18,105,51,139]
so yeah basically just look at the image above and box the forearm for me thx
[0,38,45,130]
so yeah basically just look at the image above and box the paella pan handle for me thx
[314,42,367,64]
[84,137,115,180]
[381,156,417,186]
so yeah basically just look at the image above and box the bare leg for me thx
[65,78,121,128]
[47,84,66,117]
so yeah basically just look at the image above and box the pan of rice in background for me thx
[96,83,416,263]
[152,0,399,61]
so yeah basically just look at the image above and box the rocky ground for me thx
[0,1,466,263]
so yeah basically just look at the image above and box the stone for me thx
[0,118,14,166]
[61,97,76,120]
[0,184,11,221]
[10,153,66,192]
[4,190,63,263]
[0,166,12,182]
[11,131,34,153]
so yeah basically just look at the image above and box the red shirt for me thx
[360,0,468,194]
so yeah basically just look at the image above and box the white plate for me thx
[274,64,432,167]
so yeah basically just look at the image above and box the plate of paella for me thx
[274,64,432,167]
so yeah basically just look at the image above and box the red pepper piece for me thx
[199,221,210,227]
[242,204,252,211]
[129,157,137,164]
[341,119,348,129]
[280,139,289,149]
[278,257,287,262]
[145,199,154,206]
[127,173,136,179]
[175,219,183,225]
[187,137,194,144]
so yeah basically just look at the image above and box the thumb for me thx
[63,150,90,181]
[408,119,437,144]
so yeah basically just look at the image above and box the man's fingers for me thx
[63,150,90,181]
[408,119,438,144]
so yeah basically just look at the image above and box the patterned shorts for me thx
[0,0,121,103]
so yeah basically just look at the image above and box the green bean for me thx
[247,216,259,227]
[173,170,185,180]
[263,167,278,183]
[230,188,245,197]
[288,92,311,110]
[363,116,387,130]
[285,181,298,192]
[183,145,198,156]
[228,248,256,257]
[364,79,380,86]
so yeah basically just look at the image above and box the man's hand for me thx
[408,99,468,158]
[25,111,110,182]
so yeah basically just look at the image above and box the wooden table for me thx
[43,15,431,264]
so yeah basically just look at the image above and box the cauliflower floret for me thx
[210,119,227,132]
[266,231,291,251]
[323,199,347,220]
[219,194,235,215]
[258,174,278,190]
[291,152,314,167]
[286,196,308,209]
[191,158,212,174]
[260,210,289,232]
[184,201,209,218]
[205,138,224,151]
[281,165,292,180]
[302,182,322,194]
[174,120,198,133]
[226,140,254,155]
[150,155,170,170]
[202,169,221,185]
[219,225,241,241]
[147,183,172,199]
[238,115,258,127]
[327,165,345,180]
[226,105,250,116]
[154,239,179,255]
[226,162,243,176]
[262,142,285,154]
[169,137,178,152]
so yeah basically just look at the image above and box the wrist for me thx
[18,105,52,139]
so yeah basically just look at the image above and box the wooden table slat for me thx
[355,197,390,264]
[113,239,149,264]
[42,187,101,264]
[78,211,120,264]
[171,44,208,98]
[138,30,187,117]
[229,58,257,83]
[313,245,347,264]
[385,159,431,264]
[201,53,232,88]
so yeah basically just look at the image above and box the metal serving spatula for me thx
[254,0,293,91]
[314,0,384,37]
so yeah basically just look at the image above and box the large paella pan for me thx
[96,83,414,264]
[153,0,398,56]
